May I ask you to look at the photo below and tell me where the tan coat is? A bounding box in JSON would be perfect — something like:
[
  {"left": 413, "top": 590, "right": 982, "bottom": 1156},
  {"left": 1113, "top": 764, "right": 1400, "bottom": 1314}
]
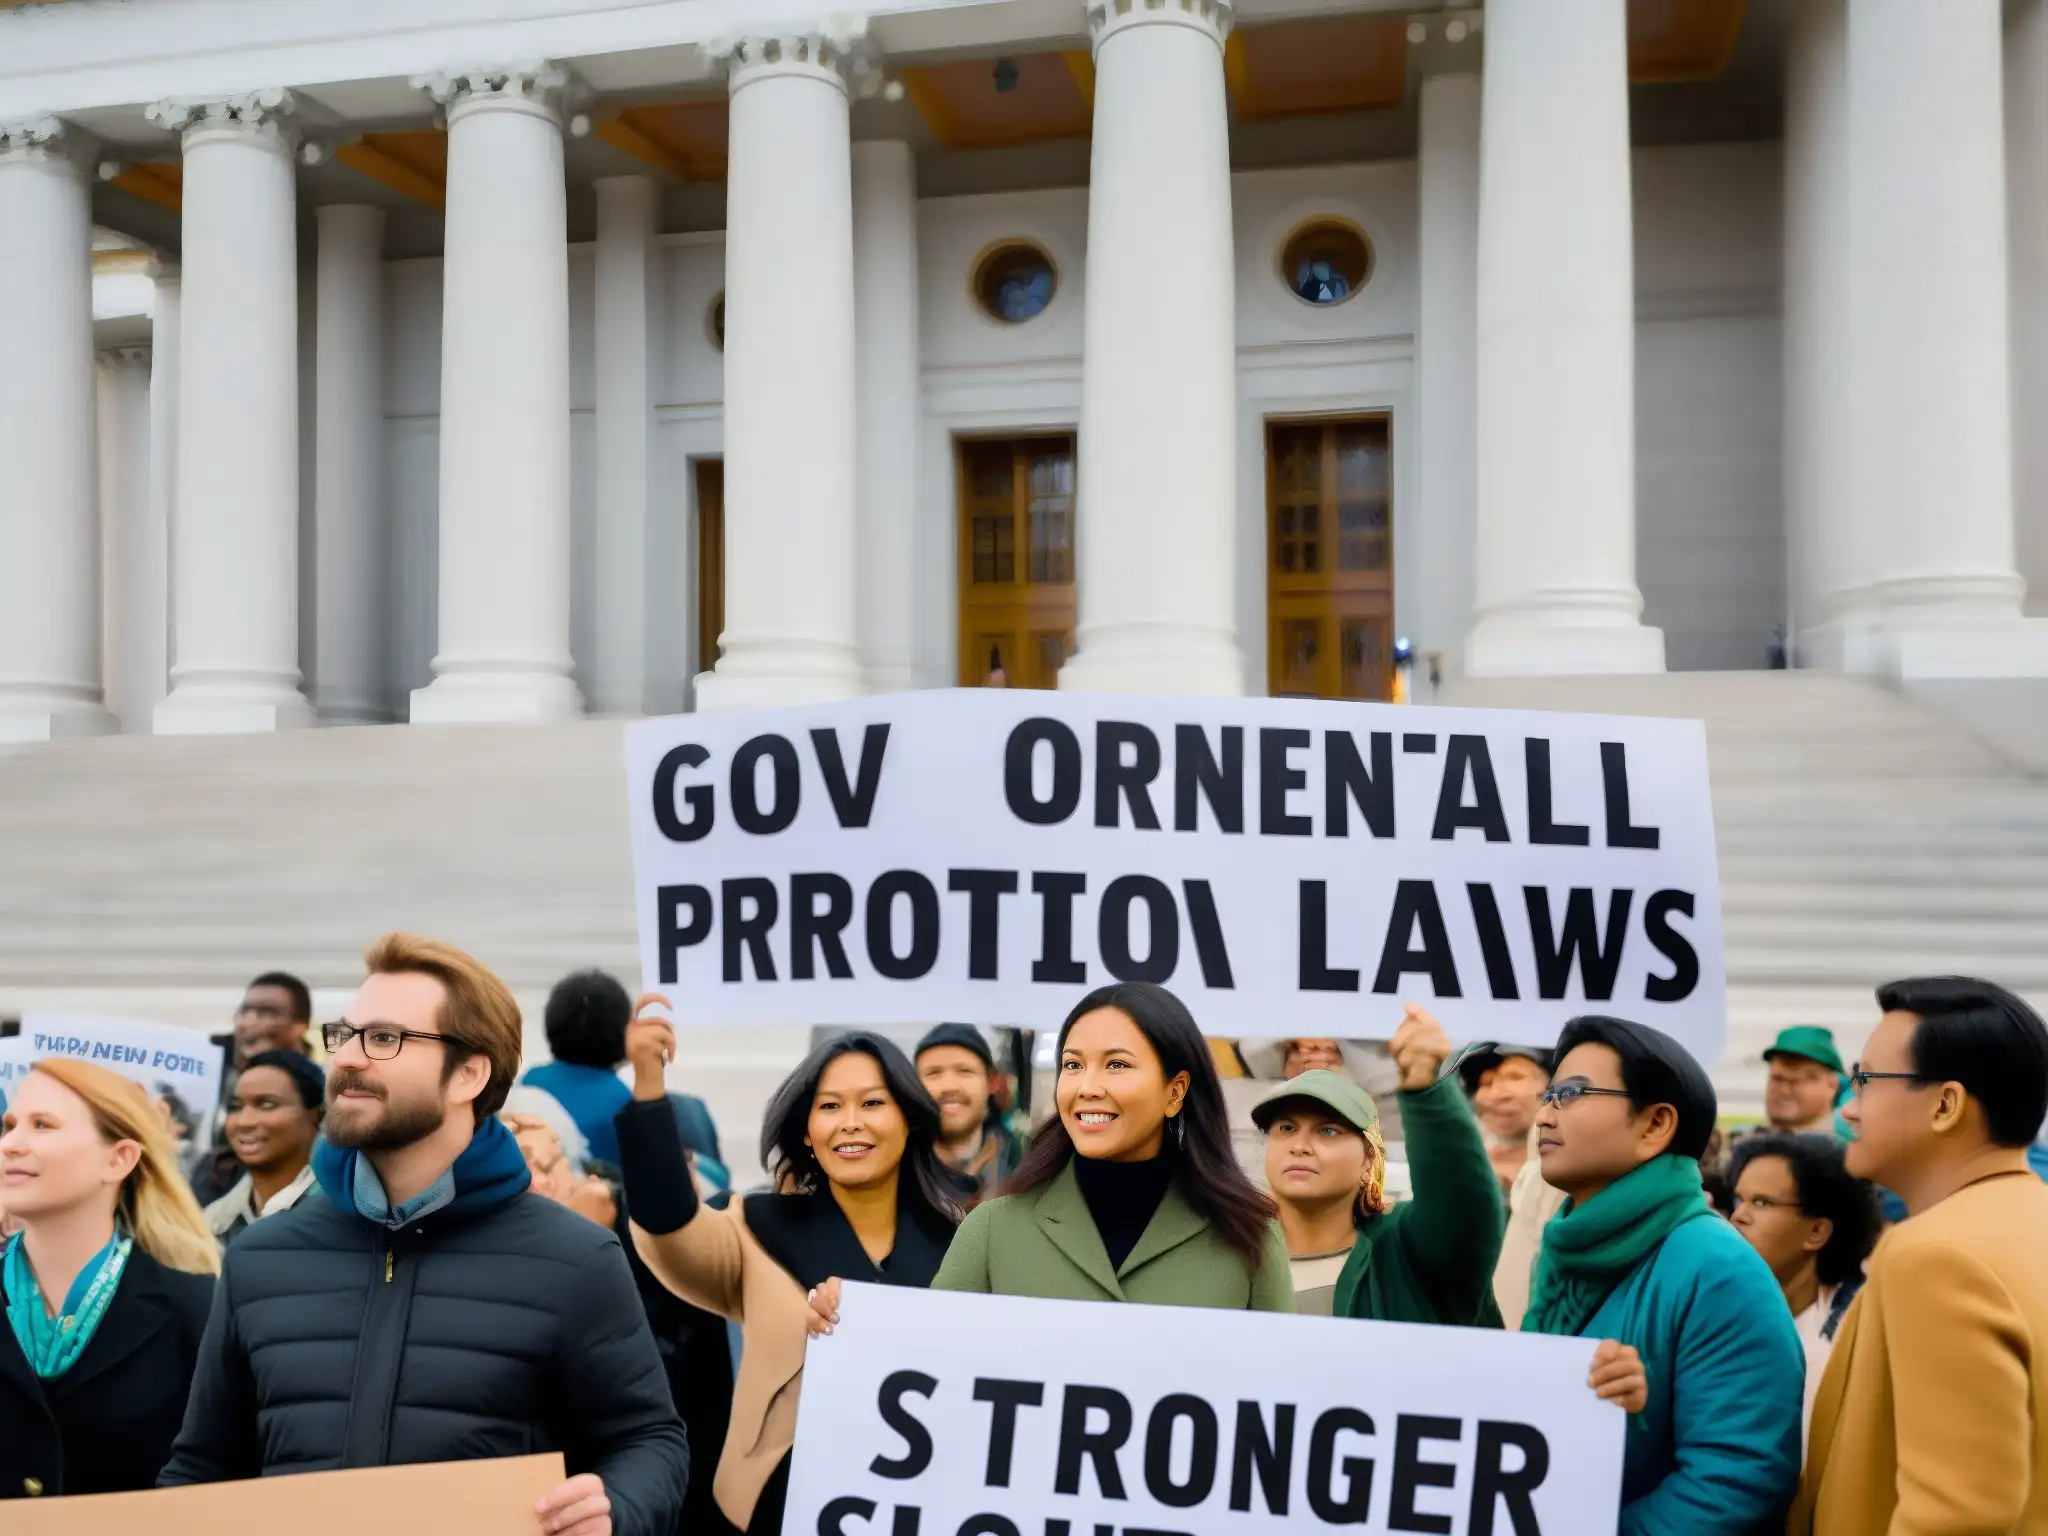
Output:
[
  {"left": 1492, "top": 1124, "right": 1567, "bottom": 1329},
  {"left": 1789, "top": 1167, "right": 2048, "bottom": 1536},
  {"left": 631, "top": 1201, "right": 813, "bottom": 1531}
]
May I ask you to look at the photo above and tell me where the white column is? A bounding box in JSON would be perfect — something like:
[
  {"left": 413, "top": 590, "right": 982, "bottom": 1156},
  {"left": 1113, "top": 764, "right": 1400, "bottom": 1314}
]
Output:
[
  {"left": 2012, "top": 0, "right": 2048, "bottom": 616},
  {"left": 147, "top": 272, "right": 180, "bottom": 718},
  {"left": 1809, "top": 0, "right": 2047, "bottom": 676},
  {"left": 410, "top": 65, "right": 582, "bottom": 724},
  {"left": 0, "top": 116, "right": 115, "bottom": 742},
  {"left": 1413, "top": 72, "right": 1481, "bottom": 682},
  {"left": 148, "top": 91, "right": 312, "bottom": 733},
  {"left": 591, "top": 173, "right": 660, "bottom": 715},
  {"left": 1466, "top": 0, "right": 1664, "bottom": 676},
  {"left": 694, "top": 31, "right": 863, "bottom": 710},
  {"left": 853, "top": 139, "right": 922, "bottom": 695},
  {"left": 1061, "top": 0, "right": 1242, "bottom": 696},
  {"left": 97, "top": 346, "right": 157, "bottom": 732},
  {"left": 313, "top": 204, "right": 388, "bottom": 723}
]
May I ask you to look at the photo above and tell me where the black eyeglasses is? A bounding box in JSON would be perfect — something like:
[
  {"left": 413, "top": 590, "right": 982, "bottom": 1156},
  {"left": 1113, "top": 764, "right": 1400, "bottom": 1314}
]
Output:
[
  {"left": 322, "top": 1021, "right": 455, "bottom": 1061},
  {"left": 1847, "top": 1065, "right": 1926, "bottom": 1097},
  {"left": 1537, "top": 1082, "right": 1634, "bottom": 1109}
]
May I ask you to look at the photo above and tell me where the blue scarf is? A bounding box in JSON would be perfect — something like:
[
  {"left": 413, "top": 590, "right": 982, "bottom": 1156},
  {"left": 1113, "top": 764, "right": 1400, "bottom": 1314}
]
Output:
[{"left": 3, "top": 1231, "right": 132, "bottom": 1379}]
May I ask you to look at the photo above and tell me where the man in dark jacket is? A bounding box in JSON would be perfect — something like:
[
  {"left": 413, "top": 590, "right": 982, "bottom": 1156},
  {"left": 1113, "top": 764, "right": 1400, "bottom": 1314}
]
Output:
[{"left": 160, "top": 933, "right": 687, "bottom": 1536}]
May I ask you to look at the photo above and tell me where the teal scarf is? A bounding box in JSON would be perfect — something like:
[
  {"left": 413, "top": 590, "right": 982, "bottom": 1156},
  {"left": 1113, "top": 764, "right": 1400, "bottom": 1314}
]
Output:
[
  {"left": 1522, "top": 1154, "right": 1709, "bottom": 1338},
  {"left": 3, "top": 1230, "right": 132, "bottom": 1379}
]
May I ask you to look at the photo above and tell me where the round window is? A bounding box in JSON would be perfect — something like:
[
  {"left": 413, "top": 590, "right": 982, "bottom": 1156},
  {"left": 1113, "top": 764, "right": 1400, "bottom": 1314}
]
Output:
[
  {"left": 1280, "top": 220, "right": 1372, "bottom": 307},
  {"left": 973, "top": 241, "right": 1057, "bottom": 324},
  {"left": 708, "top": 291, "right": 725, "bottom": 352}
]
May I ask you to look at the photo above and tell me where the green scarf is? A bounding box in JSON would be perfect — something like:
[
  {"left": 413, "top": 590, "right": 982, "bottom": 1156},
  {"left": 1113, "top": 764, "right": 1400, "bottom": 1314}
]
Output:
[
  {"left": 1521, "top": 1154, "right": 1709, "bottom": 1337},
  {"left": 3, "top": 1230, "right": 132, "bottom": 1379}
]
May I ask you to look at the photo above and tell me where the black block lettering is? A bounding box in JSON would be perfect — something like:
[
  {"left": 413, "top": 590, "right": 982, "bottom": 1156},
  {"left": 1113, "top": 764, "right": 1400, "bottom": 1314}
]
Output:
[
  {"left": 870, "top": 1370, "right": 939, "bottom": 1478},
  {"left": 656, "top": 885, "right": 712, "bottom": 986},
  {"left": 1525, "top": 888, "right": 1633, "bottom": 1001},
  {"left": 1005, "top": 718, "right": 1082, "bottom": 825},
  {"left": 1096, "top": 721, "right": 1163, "bottom": 830},
  {"left": 1465, "top": 883, "right": 1520, "bottom": 1001},
  {"left": 1229, "top": 1401, "right": 1295, "bottom": 1515},
  {"left": 1432, "top": 736, "right": 1511, "bottom": 842},
  {"left": 1174, "top": 724, "right": 1244, "bottom": 833},
  {"left": 819, "top": 1497, "right": 877, "bottom": 1536},
  {"left": 1300, "top": 881, "right": 1361, "bottom": 992},
  {"left": 1031, "top": 873, "right": 1089, "bottom": 985},
  {"left": 1182, "top": 880, "right": 1237, "bottom": 989},
  {"left": 1601, "top": 742, "right": 1660, "bottom": 849},
  {"left": 1055, "top": 1385, "right": 1132, "bottom": 1499},
  {"left": 866, "top": 871, "right": 940, "bottom": 980},
  {"left": 790, "top": 873, "right": 855, "bottom": 980},
  {"left": 1099, "top": 875, "right": 1180, "bottom": 983},
  {"left": 1644, "top": 889, "right": 1700, "bottom": 1003},
  {"left": 955, "top": 1519, "right": 1021, "bottom": 1536},
  {"left": 1143, "top": 1393, "right": 1218, "bottom": 1508},
  {"left": 972, "top": 1378, "right": 1045, "bottom": 1488},
  {"left": 1471, "top": 1420, "right": 1550, "bottom": 1536},
  {"left": 1327, "top": 731, "right": 1395, "bottom": 838},
  {"left": 1390, "top": 1415, "right": 1462, "bottom": 1534},
  {"left": 1525, "top": 738, "right": 1590, "bottom": 846},
  {"left": 1372, "top": 880, "right": 1461, "bottom": 997},
  {"left": 652, "top": 743, "right": 714, "bottom": 842},
  {"left": 811, "top": 723, "right": 892, "bottom": 827},
  {"left": 732, "top": 734, "right": 801, "bottom": 835},
  {"left": 1307, "top": 1406, "right": 1376, "bottom": 1523},
  {"left": 722, "top": 878, "right": 778, "bottom": 982},
  {"left": 948, "top": 870, "right": 1020, "bottom": 982},
  {"left": 1259, "top": 728, "right": 1312, "bottom": 836}
]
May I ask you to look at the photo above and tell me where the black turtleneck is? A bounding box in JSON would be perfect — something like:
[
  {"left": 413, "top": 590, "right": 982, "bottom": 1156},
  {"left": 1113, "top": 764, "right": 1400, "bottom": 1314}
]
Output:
[{"left": 1072, "top": 1152, "right": 1174, "bottom": 1271}]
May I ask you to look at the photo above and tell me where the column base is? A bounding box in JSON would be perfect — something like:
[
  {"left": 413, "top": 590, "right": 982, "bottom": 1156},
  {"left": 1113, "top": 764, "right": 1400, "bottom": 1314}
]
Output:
[
  {"left": 154, "top": 682, "right": 314, "bottom": 736},
  {"left": 1058, "top": 623, "right": 1245, "bottom": 697},
  {"left": 693, "top": 639, "right": 866, "bottom": 713},
  {"left": 1464, "top": 612, "right": 1667, "bottom": 678},
  {"left": 0, "top": 693, "right": 117, "bottom": 746},
  {"left": 410, "top": 669, "right": 584, "bottom": 725}
]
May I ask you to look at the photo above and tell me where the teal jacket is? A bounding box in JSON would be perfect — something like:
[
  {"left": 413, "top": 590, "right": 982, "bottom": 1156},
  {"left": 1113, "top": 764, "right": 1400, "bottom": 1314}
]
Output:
[
  {"left": 1334, "top": 1075, "right": 1505, "bottom": 1326},
  {"left": 933, "top": 1159, "right": 1295, "bottom": 1311},
  {"left": 1581, "top": 1212, "right": 1803, "bottom": 1535}
]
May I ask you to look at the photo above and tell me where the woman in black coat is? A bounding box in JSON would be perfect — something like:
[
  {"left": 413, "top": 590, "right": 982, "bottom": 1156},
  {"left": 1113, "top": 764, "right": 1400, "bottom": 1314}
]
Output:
[{"left": 1, "top": 1059, "right": 220, "bottom": 1499}]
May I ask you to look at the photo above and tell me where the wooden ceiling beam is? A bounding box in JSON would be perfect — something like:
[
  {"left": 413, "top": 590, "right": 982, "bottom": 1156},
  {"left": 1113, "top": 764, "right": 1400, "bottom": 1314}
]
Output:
[
  {"left": 896, "top": 66, "right": 960, "bottom": 151},
  {"left": 109, "top": 162, "right": 181, "bottom": 213},
  {"left": 593, "top": 113, "right": 696, "bottom": 182},
  {"left": 333, "top": 137, "right": 445, "bottom": 209}
]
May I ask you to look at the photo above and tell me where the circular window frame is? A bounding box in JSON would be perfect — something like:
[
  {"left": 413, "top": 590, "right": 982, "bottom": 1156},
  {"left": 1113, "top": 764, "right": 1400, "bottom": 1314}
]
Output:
[
  {"left": 707, "top": 290, "right": 725, "bottom": 352},
  {"left": 970, "top": 238, "right": 1060, "bottom": 327},
  {"left": 1276, "top": 217, "right": 1375, "bottom": 310}
]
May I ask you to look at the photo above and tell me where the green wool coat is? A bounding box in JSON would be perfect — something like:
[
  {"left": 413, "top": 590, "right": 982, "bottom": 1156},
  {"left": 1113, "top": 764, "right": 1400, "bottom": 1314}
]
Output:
[
  {"left": 933, "top": 1159, "right": 1296, "bottom": 1311},
  {"left": 1333, "top": 1073, "right": 1506, "bottom": 1327}
]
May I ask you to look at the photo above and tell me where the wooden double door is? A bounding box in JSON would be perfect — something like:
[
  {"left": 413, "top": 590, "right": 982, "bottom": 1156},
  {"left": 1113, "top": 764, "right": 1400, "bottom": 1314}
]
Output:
[
  {"left": 1265, "top": 415, "right": 1394, "bottom": 701},
  {"left": 955, "top": 435, "right": 1077, "bottom": 689}
]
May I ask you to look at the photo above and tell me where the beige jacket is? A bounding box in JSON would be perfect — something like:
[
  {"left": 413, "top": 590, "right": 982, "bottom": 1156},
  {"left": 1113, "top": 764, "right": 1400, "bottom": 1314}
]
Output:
[{"left": 1491, "top": 1125, "right": 1567, "bottom": 1329}]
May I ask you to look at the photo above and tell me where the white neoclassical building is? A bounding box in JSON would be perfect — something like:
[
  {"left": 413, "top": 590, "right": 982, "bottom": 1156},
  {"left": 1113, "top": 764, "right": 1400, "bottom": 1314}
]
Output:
[{"left": 4, "top": 0, "right": 2048, "bottom": 754}]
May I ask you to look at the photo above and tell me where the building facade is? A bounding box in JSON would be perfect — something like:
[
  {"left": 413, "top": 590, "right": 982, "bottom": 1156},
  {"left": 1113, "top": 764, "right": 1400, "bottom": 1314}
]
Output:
[{"left": 3, "top": 0, "right": 2048, "bottom": 754}]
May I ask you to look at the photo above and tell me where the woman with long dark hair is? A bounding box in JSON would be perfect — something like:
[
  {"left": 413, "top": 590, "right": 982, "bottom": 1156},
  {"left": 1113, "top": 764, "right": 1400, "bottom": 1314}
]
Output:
[
  {"left": 614, "top": 997, "right": 961, "bottom": 1536},
  {"left": 833, "top": 982, "right": 1290, "bottom": 1311}
]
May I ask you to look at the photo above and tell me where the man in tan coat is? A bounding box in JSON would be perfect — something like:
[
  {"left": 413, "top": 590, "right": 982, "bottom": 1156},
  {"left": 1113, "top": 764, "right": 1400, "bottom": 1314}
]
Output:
[{"left": 1790, "top": 976, "right": 2048, "bottom": 1536}]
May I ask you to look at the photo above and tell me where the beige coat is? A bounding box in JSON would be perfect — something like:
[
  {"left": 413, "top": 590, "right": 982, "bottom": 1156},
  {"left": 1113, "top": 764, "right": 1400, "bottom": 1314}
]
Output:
[
  {"left": 631, "top": 1201, "right": 814, "bottom": 1531},
  {"left": 1491, "top": 1125, "right": 1567, "bottom": 1329},
  {"left": 1789, "top": 1167, "right": 2048, "bottom": 1535}
]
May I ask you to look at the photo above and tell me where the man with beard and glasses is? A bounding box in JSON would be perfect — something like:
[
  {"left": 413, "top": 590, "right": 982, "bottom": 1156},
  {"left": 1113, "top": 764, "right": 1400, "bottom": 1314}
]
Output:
[
  {"left": 159, "top": 934, "right": 687, "bottom": 1536},
  {"left": 915, "top": 1025, "right": 1021, "bottom": 1207}
]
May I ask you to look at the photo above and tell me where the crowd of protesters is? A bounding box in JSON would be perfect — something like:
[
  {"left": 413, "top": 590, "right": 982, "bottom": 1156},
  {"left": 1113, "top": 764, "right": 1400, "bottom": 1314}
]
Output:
[{"left": 1, "top": 937, "right": 2045, "bottom": 1536}]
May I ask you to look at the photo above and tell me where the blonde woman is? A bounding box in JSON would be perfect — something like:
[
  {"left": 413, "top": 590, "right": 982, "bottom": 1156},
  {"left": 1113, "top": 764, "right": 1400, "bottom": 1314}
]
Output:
[{"left": 1, "top": 1058, "right": 219, "bottom": 1499}]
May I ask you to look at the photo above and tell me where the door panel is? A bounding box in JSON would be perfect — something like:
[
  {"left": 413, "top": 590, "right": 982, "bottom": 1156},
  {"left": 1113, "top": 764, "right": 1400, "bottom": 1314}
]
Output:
[
  {"left": 957, "top": 436, "right": 1076, "bottom": 689},
  {"left": 695, "top": 459, "right": 724, "bottom": 675},
  {"left": 1265, "top": 417, "right": 1393, "bottom": 700}
]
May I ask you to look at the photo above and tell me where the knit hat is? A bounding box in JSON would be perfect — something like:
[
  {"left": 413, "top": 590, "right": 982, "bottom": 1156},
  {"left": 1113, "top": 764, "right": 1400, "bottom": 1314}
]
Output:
[{"left": 914, "top": 1023, "right": 995, "bottom": 1072}]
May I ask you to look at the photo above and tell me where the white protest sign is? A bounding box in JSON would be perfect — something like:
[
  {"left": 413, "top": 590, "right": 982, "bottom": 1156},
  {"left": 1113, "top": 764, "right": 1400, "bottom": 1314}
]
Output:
[
  {"left": 625, "top": 691, "right": 1724, "bottom": 1058},
  {"left": 19, "top": 1013, "right": 224, "bottom": 1150},
  {"left": 785, "top": 1283, "right": 1624, "bottom": 1536},
  {"left": 0, "top": 1035, "right": 29, "bottom": 1113}
]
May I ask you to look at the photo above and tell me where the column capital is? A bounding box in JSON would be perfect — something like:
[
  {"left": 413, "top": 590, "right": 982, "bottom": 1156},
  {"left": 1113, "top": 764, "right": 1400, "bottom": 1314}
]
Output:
[
  {"left": 0, "top": 114, "right": 98, "bottom": 170},
  {"left": 413, "top": 62, "right": 586, "bottom": 125},
  {"left": 146, "top": 89, "right": 298, "bottom": 150},
  {"left": 703, "top": 21, "right": 869, "bottom": 95},
  {"left": 1087, "top": 0, "right": 1232, "bottom": 53}
]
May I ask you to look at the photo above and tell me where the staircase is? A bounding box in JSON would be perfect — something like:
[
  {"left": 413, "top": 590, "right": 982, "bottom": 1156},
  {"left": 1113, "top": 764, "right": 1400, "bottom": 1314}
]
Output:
[{"left": 1, "top": 672, "right": 2043, "bottom": 1175}]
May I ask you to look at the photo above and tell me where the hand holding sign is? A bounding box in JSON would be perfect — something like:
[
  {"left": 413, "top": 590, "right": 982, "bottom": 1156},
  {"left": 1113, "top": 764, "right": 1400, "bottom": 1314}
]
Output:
[
  {"left": 623, "top": 994, "right": 676, "bottom": 1101},
  {"left": 807, "top": 1275, "right": 843, "bottom": 1337},
  {"left": 1588, "top": 1339, "right": 1649, "bottom": 1414},
  {"left": 1388, "top": 1003, "right": 1454, "bottom": 1091}
]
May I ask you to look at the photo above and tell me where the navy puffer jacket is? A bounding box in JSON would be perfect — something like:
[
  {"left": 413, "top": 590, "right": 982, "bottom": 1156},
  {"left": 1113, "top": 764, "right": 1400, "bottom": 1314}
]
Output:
[{"left": 159, "top": 1117, "right": 687, "bottom": 1536}]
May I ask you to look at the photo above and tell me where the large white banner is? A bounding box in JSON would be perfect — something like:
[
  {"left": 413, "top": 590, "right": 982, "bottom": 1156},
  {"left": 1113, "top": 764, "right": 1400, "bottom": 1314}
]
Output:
[
  {"left": 785, "top": 1284, "right": 1625, "bottom": 1536},
  {"left": 624, "top": 691, "right": 1724, "bottom": 1059},
  {"left": 18, "top": 1013, "right": 224, "bottom": 1154}
]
